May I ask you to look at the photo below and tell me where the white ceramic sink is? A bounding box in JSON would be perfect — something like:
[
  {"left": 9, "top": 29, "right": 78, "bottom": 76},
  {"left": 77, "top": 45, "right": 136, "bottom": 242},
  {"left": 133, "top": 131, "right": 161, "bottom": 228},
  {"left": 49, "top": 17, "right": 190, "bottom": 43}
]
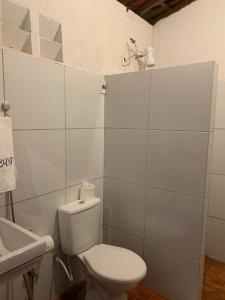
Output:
[{"left": 0, "top": 217, "right": 54, "bottom": 281}]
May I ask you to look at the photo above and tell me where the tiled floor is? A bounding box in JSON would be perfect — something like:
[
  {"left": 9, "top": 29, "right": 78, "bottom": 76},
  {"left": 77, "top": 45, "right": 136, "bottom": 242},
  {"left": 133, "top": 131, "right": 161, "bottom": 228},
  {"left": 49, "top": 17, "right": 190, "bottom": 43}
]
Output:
[{"left": 203, "top": 256, "right": 225, "bottom": 300}]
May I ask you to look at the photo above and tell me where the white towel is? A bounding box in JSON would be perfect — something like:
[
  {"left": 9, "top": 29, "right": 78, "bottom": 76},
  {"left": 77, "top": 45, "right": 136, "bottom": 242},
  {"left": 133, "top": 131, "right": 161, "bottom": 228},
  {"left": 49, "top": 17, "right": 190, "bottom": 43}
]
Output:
[{"left": 0, "top": 117, "right": 16, "bottom": 193}]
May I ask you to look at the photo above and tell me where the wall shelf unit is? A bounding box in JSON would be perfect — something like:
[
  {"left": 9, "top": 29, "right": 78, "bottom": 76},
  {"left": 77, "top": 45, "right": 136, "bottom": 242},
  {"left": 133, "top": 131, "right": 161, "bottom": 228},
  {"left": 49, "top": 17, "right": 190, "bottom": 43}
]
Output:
[
  {"left": 0, "top": 0, "right": 32, "bottom": 54},
  {"left": 39, "top": 15, "right": 63, "bottom": 62}
]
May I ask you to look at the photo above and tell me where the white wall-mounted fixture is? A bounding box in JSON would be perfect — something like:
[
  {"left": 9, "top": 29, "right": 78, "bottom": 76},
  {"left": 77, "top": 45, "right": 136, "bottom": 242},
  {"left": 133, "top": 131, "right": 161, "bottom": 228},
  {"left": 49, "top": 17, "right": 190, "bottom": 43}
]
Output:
[
  {"left": 0, "top": 217, "right": 54, "bottom": 284},
  {"left": 122, "top": 38, "right": 155, "bottom": 69}
]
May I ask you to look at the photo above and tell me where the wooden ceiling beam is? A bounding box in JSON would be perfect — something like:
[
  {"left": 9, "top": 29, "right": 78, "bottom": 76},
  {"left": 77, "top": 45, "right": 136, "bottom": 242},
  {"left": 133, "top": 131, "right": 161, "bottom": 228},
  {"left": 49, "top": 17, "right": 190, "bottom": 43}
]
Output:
[
  {"left": 167, "top": 0, "right": 186, "bottom": 5},
  {"left": 148, "top": 0, "right": 196, "bottom": 24},
  {"left": 117, "top": 0, "right": 197, "bottom": 24},
  {"left": 133, "top": 0, "right": 150, "bottom": 7},
  {"left": 144, "top": 5, "right": 166, "bottom": 19},
  {"left": 140, "top": 0, "right": 166, "bottom": 16}
]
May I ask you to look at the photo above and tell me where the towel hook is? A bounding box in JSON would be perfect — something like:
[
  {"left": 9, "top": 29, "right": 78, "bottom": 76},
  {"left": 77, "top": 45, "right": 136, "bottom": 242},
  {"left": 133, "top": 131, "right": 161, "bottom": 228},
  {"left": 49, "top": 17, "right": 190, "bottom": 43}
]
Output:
[{"left": 1, "top": 101, "right": 10, "bottom": 116}]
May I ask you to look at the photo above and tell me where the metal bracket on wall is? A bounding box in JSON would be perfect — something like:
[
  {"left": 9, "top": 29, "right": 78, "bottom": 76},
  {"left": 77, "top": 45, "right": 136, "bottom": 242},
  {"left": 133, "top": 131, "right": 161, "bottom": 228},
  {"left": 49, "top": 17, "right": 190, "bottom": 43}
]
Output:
[{"left": 101, "top": 80, "right": 106, "bottom": 95}]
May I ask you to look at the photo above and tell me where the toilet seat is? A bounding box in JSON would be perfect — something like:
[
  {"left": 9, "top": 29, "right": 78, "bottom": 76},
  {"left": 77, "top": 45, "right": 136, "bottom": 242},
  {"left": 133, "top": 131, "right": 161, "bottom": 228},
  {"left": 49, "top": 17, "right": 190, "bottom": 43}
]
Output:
[{"left": 82, "top": 244, "right": 147, "bottom": 284}]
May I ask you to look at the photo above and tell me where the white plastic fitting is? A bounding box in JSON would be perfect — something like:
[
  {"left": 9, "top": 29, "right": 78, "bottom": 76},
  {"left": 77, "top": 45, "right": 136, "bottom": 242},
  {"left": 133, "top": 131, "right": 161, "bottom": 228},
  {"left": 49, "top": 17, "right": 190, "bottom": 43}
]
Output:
[{"left": 41, "top": 235, "right": 54, "bottom": 252}]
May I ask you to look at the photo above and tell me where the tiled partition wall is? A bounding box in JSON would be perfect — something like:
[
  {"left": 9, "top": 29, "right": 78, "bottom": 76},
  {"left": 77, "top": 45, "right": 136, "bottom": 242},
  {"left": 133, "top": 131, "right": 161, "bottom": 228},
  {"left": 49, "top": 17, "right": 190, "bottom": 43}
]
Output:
[
  {"left": 104, "top": 63, "right": 217, "bottom": 300},
  {"left": 0, "top": 49, "right": 104, "bottom": 300},
  {"left": 207, "top": 81, "right": 225, "bottom": 262}
]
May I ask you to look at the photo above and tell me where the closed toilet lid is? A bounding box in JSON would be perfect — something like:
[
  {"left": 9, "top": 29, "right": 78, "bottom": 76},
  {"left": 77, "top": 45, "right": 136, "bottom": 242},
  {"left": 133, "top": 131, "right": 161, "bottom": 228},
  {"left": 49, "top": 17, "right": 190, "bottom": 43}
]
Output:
[{"left": 83, "top": 244, "right": 147, "bottom": 283}]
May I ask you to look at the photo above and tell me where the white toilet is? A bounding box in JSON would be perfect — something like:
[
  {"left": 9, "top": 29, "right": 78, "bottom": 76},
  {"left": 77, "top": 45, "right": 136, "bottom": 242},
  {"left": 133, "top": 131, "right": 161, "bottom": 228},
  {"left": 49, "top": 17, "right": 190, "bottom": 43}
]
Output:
[{"left": 58, "top": 197, "right": 147, "bottom": 300}]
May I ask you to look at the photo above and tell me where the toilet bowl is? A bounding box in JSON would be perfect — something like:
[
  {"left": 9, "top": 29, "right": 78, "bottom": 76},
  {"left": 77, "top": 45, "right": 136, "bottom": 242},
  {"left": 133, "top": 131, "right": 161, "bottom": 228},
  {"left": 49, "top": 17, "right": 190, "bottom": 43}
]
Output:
[
  {"left": 58, "top": 197, "right": 147, "bottom": 300},
  {"left": 79, "top": 244, "right": 147, "bottom": 300}
]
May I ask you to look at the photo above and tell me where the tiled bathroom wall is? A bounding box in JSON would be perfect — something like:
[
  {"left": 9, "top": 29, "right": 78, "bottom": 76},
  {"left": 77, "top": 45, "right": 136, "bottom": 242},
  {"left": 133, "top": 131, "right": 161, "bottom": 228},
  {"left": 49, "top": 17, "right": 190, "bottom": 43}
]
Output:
[
  {"left": 104, "top": 62, "right": 217, "bottom": 300},
  {"left": 207, "top": 81, "right": 225, "bottom": 262},
  {"left": 0, "top": 47, "right": 219, "bottom": 300},
  {"left": 0, "top": 49, "right": 104, "bottom": 300}
]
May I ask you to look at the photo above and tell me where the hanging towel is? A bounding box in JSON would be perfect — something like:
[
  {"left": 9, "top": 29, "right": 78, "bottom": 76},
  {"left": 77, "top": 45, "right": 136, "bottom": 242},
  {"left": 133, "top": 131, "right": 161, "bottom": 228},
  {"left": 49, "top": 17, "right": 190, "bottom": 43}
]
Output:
[{"left": 0, "top": 117, "right": 16, "bottom": 193}]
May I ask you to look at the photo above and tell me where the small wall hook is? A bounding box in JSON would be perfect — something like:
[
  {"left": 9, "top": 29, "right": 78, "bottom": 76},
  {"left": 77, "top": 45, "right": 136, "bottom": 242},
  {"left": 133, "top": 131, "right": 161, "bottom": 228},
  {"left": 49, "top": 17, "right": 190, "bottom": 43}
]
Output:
[{"left": 1, "top": 101, "right": 10, "bottom": 114}]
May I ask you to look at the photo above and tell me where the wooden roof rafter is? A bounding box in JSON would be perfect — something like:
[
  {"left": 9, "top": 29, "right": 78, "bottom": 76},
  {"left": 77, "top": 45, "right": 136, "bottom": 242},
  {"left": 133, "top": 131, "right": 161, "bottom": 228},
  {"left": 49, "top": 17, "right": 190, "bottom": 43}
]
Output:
[{"left": 117, "top": 0, "right": 197, "bottom": 24}]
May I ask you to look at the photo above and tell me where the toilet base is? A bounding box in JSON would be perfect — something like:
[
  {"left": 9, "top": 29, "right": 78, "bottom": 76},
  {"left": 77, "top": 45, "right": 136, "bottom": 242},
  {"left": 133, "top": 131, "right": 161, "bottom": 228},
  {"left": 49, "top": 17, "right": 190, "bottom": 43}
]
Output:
[{"left": 85, "top": 275, "right": 127, "bottom": 300}]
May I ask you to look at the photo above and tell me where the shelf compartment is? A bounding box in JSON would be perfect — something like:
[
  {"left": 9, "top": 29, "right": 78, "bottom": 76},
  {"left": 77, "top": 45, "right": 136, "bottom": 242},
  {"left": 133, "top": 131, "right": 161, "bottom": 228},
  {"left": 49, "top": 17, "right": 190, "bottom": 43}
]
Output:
[
  {"left": 1, "top": 23, "right": 32, "bottom": 54},
  {"left": 0, "top": 0, "right": 31, "bottom": 32},
  {"left": 39, "top": 15, "right": 63, "bottom": 62},
  {"left": 40, "top": 37, "right": 63, "bottom": 62}
]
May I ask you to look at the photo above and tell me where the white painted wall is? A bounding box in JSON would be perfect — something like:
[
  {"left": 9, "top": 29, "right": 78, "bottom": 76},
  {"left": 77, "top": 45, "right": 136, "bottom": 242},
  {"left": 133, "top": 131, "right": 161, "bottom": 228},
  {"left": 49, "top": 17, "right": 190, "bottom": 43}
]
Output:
[
  {"left": 1, "top": 0, "right": 153, "bottom": 74},
  {"left": 153, "top": 0, "right": 225, "bottom": 79},
  {"left": 153, "top": 0, "right": 225, "bottom": 262}
]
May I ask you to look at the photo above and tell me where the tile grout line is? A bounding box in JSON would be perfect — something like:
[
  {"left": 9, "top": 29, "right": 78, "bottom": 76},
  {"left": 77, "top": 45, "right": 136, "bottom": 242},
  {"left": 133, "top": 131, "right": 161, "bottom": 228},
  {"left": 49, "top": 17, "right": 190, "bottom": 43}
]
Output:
[
  {"left": 105, "top": 127, "right": 213, "bottom": 133},
  {"left": 208, "top": 215, "right": 225, "bottom": 222},
  {"left": 64, "top": 63, "right": 69, "bottom": 294},
  {"left": 144, "top": 239, "right": 201, "bottom": 264},
  {"left": 210, "top": 172, "right": 225, "bottom": 177},
  {"left": 12, "top": 127, "right": 104, "bottom": 131},
  {"left": 104, "top": 175, "right": 206, "bottom": 200},
  {"left": 64, "top": 66, "right": 67, "bottom": 204},
  {"left": 0, "top": 187, "right": 66, "bottom": 208},
  {"left": 143, "top": 70, "right": 151, "bottom": 258},
  {"left": 104, "top": 223, "right": 201, "bottom": 263},
  {"left": 104, "top": 223, "right": 144, "bottom": 240},
  {"left": 0, "top": 176, "right": 104, "bottom": 208}
]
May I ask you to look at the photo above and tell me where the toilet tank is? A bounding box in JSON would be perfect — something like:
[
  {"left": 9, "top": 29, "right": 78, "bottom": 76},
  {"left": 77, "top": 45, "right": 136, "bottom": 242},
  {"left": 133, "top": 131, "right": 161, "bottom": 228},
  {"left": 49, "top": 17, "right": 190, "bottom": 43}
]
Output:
[{"left": 58, "top": 197, "right": 101, "bottom": 255}]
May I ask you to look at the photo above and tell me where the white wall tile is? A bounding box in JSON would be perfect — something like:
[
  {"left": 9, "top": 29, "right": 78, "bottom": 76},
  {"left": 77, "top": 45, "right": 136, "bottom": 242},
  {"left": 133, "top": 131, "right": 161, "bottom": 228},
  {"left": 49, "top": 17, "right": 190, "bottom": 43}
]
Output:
[
  {"left": 34, "top": 249, "right": 66, "bottom": 300},
  {"left": 65, "top": 184, "right": 81, "bottom": 203},
  {"left": 98, "top": 224, "right": 103, "bottom": 244},
  {"left": 65, "top": 67, "right": 104, "bottom": 128},
  {"left": 206, "top": 216, "right": 225, "bottom": 262},
  {"left": 3, "top": 50, "right": 65, "bottom": 129},
  {"left": 105, "top": 129, "right": 147, "bottom": 185},
  {"left": 49, "top": 249, "right": 67, "bottom": 299},
  {"left": 66, "top": 129, "right": 104, "bottom": 187},
  {"left": 212, "top": 130, "right": 225, "bottom": 175},
  {"left": 0, "top": 285, "right": 8, "bottom": 300},
  {"left": 105, "top": 71, "right": 150, "bottom": 129},
  {"left": 209, "top": 174, "right": 225, "bottom": 219},
  {"left": 147, "top": 130, "right": 209, "bottom": 198},
  {"left": 0, "top": 193, "right": 7, "bottom": 207},
  {"left": 0, "top": 50, "right": 4, "bottom": 117},
  {"left": 103, "top": 225, "right": 143, "bottom": 257},
  {"left": 13, "top": 130, "right": 65, "bottom": 202},
  {"left": 13, "top": 190, "right": 65, "bottom": 248},
  {"left": 144, "top": 241, "right": 199, "bottom": 300},
  {"left": 95, "top": 177, "right": 103, "bottom": 224},
  {"left": 95, "top": 177, "right": 103, "bottom": 201},
  {"left": 149, "top": 62, "right": 216, "bottom": 131},
  {"left": 12, "top": 249, "right": 66, "bottom": 300},
  {"left": 215, "top": 81, "right": 225, "bottom": 129},
  {"left": 104, "top": 177, "right": 145, "bottom": 237},
  {"left": 145, "top": 188, "right": 204, "bottom": 259},
  {"left": 12, "top": 276, "right": 26, "bottom": 300},
  {"left": 33, "top": 251, "right": 55, "bottom": 300},
  {"left": 0, "top": 205, "right": 10, "bottom": 219}
]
